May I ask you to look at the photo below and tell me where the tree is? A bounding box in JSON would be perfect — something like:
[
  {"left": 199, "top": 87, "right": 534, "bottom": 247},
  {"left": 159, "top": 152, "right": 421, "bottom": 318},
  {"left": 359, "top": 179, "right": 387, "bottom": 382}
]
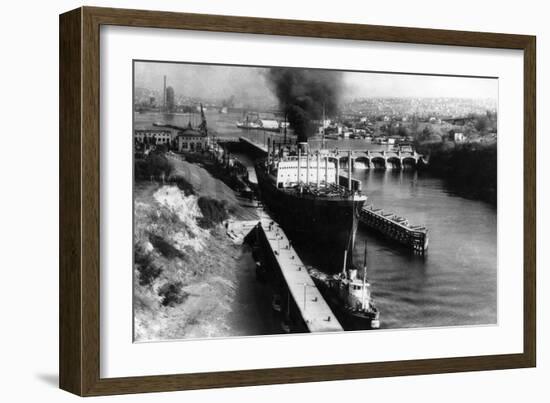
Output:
[
  {"left": 418, "top": 125, "right": 433, "bottom": 142},
  {"left": 474, "top": 116, "right": 489, "bottom": 133},
  {"left": 397, "top": 125, "right": 410, "bottom": 138}
]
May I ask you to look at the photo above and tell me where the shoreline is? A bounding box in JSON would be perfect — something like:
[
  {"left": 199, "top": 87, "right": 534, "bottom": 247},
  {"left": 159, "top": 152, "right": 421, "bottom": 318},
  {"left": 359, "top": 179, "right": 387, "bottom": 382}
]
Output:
[{"left": 133, "top": 155, "right": 271, "bottom": 341}]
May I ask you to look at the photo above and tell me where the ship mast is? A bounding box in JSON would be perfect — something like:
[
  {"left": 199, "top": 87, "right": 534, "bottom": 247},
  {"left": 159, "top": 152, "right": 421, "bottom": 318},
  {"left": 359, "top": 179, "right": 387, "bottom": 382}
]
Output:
[
  {"left": 362, "top": 240, "right": 368, "bottom": 310},
  {"left": 322, "top": 102, "right": 326, "bottom": 149},
  {"left": 283, "top": 109, "right": 288, "bottom": 144},
  {"left": 341, "top": 249, "right": 348, "bottom": 278},
  {"left": 343, "top": 193, "right": 357, "bottom": 275},
  {"left": 350, "top": 193, "right": 357, "bottom": 251}
]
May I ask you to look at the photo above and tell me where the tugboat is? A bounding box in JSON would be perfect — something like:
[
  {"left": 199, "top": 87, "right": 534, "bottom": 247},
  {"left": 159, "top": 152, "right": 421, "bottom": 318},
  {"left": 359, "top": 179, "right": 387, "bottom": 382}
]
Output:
[{"left": 310, "top": 238, "right": 380, "bottom": 329}]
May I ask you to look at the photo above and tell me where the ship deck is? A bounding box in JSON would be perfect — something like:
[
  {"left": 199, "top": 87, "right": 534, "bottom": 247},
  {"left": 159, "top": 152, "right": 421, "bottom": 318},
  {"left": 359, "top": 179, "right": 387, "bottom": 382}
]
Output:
[{"left": 258, "top": 169, "right": 366, "bottom": 201}]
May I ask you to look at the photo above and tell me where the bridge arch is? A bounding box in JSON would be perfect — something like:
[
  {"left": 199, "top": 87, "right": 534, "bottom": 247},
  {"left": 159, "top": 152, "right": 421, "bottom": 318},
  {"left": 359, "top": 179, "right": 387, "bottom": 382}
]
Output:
[
  {"left": 386, "top": 156, "right": 402, "bottom": 170},
  {"left": 327, "top": 155, "right": 340, "bottom": 165},
  {"left": 371, "top": 156, "right": 386, "bottom": 170},
  {"left": 402, "top": 157, "right": 417, "bottom": 170},
  {"left": 339, "top": 156, "right": 354, "bottom": 169},
  {"left": 354, "top": 156, "right": 371, "bottom": 170}
]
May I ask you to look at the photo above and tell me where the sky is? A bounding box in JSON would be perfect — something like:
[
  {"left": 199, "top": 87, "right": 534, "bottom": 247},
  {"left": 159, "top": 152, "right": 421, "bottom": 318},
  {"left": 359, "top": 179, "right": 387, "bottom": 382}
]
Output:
[
  {"left": 134, "top": 61, "right": 498, "bottom": 102},
  {"left": 344, "top": 71, "right": 497, "bottom": 99}
]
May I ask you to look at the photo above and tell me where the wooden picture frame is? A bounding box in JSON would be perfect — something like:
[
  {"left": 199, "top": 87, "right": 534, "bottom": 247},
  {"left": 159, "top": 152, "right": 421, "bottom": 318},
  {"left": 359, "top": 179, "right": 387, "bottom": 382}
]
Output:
[{"left": 59, "top": 6, "right": 536, "bottom": 396}]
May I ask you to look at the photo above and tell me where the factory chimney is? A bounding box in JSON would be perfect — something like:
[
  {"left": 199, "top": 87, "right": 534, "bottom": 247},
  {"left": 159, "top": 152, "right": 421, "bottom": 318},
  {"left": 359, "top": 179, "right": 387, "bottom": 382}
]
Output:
[{"left": 163, "top": 75, "right": 167, "bottom": 111}]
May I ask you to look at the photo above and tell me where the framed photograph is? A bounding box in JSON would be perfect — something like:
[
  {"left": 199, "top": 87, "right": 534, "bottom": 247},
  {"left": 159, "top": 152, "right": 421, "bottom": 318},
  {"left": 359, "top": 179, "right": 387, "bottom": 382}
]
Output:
[{"left": 59, "top": 6, "right": 536, "bottom": 396}]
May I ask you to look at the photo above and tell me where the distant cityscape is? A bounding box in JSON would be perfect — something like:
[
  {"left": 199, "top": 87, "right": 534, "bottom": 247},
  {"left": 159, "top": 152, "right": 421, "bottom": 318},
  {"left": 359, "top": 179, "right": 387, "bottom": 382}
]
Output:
[
  {"left": 135, "top": 84, "right": 497, "bottom": 118},
  {"left": 134, "top": 75, "right": 497, "bottom": 148}
]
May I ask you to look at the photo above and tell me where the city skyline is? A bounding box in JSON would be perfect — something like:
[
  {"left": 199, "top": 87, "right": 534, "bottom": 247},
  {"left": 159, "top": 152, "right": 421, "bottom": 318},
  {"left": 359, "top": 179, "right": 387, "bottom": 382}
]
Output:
[{"left": 134, "top": 61, "right": 498, "bottom": 103}]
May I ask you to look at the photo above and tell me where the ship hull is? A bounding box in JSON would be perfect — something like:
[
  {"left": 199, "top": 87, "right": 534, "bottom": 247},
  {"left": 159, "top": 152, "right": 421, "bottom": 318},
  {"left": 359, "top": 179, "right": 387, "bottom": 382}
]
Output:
[
  {"left": 309, "top": 274, "right": 380, "bottom": 330},
  {"left": 329, "top": 302, "right": 380, "bottom": 330},
  {"left": 255, "top": 163, "right": 366, "bottom": 261}
]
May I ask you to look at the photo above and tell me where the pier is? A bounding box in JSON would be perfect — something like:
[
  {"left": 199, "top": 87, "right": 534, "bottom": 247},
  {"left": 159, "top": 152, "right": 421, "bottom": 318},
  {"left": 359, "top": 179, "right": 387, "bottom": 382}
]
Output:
[
  {"left": 251, "top": 213, "right": 343, "bottom": 333},
  {"left": 359, "top": 205, "right": 429, "bottom": 254}
]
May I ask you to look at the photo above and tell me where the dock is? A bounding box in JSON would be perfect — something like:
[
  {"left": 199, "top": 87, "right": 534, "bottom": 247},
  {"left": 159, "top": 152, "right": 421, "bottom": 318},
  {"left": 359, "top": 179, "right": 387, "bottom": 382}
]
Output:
[
  {"left": 359, "top": 205, "right": 429, "bottom": 254},
  {"left": 251, "top": 212, "right": 343, "bottom": 333}
]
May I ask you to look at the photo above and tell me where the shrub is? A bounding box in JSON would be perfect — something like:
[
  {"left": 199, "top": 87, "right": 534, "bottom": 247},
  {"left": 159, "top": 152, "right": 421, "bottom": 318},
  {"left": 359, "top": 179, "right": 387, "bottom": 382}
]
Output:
[
  {"left": 158, "top": 281, "right": 188, "bottom": 307},
  {"left": 173, "top": 176, "right": 195, "bottom": 196},
  {"left": 149, "top": 234, "right": 185, "bottom": 259},
  {"left": 420, "top": 142, "right": 497, "bottom": 204},
  {"left": 134, "top": 148, "right": 173, "bottom": 181},
  {"left": 146, "top": 151, "right": 173, "bottom": 178},
  {"left": 137, "top": 261, "right": 162, "bottom": 286},
  {"left": 134, "top": 247, "right": 162, "bottom": 286},
  {"left": 197, "top": 197, "right": 229, "bottom": 228}
]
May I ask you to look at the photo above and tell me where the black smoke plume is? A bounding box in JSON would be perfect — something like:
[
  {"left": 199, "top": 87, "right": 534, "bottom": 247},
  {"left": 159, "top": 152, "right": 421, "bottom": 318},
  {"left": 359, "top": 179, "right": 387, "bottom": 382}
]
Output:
[{"left": 267, "top": 68, "right": 343, "bottom": 142}]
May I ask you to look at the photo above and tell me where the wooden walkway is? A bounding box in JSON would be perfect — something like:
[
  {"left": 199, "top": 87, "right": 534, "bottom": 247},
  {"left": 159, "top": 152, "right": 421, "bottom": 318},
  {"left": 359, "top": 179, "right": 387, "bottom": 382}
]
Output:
[{"left": 257, "top": 212, "right": 343, "bottom": 333}]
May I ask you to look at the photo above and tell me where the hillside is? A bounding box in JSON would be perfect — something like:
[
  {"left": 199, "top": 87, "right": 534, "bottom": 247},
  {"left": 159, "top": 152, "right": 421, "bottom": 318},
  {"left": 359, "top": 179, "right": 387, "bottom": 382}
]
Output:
[{"left": 133, "top": 155, "right": 267, "bottom": 341}]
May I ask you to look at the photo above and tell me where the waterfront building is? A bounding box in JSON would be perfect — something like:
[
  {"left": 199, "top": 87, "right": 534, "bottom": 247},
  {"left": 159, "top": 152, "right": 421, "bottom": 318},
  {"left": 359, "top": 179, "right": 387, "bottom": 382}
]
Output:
[
  {"left": 453, "top": 132, "right": 465, "bottom": 143},
  {"left": 176, "top": 127, "right": 207, "bottom": 152},
  {"left": 134, "top": 128, "right": 173, "bottom": 146}
]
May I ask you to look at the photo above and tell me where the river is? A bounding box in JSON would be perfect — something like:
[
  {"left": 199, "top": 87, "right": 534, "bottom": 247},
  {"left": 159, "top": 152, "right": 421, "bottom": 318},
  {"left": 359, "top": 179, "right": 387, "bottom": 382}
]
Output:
[
  {"left": 348, "top": 170, "right": 497, "bottom": 329},
  {"left": 137, "top": 110, "right": 497, "bottom": 330}
]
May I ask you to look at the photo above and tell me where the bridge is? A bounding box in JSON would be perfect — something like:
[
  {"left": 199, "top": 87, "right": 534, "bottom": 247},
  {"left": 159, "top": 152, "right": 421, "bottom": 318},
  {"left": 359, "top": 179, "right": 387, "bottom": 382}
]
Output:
[
  {"left": 319, "top": 148, "right": 424, "bottom": 170},
  {"left": 238, "top": 136, "right": 425, "bottom": 170}
]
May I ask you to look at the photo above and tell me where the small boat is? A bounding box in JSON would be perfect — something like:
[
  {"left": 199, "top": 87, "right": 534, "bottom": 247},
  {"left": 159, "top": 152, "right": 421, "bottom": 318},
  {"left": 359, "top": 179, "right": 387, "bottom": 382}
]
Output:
[{"left": 310, "top": 234, "right": 380, "bottom": 329}]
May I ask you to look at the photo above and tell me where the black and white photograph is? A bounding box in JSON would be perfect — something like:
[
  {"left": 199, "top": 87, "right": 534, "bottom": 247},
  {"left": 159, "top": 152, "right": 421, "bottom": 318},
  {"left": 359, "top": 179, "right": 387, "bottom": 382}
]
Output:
[{"left": 132, "top": 60, "right": 498, "bottom": 342}]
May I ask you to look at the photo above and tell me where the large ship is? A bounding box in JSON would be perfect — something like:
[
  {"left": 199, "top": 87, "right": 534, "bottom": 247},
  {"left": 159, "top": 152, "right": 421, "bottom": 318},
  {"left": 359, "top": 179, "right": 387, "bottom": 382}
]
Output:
[{"left": 254, "top": 141, "right": 367, "bottom": 256}]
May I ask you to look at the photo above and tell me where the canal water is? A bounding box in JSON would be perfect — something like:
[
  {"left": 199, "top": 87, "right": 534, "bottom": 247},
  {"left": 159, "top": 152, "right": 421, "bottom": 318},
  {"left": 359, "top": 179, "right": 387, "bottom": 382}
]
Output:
[
  {"left": 137, "top": 111, "right": 497, "bottom": 330},
  {"left": 349, "top": 170, "right": 497, "bottom": 329}
]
